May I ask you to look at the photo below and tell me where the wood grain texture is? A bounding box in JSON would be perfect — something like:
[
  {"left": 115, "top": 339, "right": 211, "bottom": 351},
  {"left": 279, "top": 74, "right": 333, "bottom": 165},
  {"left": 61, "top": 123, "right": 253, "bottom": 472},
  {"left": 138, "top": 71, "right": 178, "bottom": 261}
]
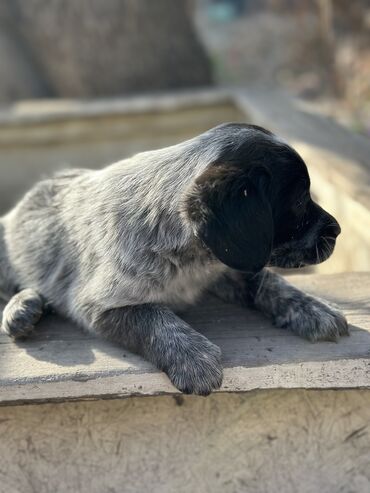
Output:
[{"left": 1, "top": 272, "right": 370, "bottom": 405}]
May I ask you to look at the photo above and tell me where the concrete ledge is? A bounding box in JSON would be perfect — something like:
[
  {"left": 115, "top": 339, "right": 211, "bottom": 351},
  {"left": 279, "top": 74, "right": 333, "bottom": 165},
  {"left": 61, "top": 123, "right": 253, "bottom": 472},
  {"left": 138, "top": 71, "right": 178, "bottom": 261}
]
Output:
[
  {"left": 1, "top": 272, "right": 370, "bottom": 406},
  {"left": 0, "top": 89, "right": 233, "bottom": 126}
]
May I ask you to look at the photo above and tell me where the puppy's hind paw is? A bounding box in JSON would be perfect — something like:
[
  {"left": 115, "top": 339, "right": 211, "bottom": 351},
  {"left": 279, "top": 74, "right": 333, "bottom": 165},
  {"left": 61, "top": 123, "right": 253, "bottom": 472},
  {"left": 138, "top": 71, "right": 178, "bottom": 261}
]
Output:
[
  {"left": 1, "top": 289, "right": 44, "bottom": 339},
  {"left": 275, "top": 296, "right": 349, "bottom": 342}
]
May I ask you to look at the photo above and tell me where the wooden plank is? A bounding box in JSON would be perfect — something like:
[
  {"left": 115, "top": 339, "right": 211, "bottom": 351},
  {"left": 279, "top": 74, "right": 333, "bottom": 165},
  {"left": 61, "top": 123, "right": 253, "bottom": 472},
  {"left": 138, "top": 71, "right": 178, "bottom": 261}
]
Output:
[{"left": 0, "top": 272, "right": 370, "bottom": 405}]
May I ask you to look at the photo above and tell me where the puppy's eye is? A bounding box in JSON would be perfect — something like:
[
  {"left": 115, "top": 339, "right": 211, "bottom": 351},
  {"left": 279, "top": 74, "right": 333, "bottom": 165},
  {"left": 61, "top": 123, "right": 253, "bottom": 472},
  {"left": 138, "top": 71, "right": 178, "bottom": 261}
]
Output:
[
  {"left": 295, "top": 195, "right": 308, "bottom": 210},
  {"left": 296, "top": 199, "right": 303, "bottom": 208},
  {"left": 293, "top": 195, "right": 309, "bottom": 217}
]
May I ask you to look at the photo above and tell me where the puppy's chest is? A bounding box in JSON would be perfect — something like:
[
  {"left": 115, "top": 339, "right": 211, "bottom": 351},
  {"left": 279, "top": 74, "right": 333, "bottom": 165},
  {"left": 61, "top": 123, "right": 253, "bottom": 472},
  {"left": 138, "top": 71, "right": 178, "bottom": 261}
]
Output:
[{"left": 154, "top": 257, "right": 226, "bottom": 309}]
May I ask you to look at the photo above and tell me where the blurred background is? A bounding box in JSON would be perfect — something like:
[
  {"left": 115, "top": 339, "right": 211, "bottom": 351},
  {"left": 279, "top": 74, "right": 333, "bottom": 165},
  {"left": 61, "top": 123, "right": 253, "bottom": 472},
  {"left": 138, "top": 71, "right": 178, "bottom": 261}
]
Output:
[
  {"left": 0, "top": 0, "right": 369, "bottom": 272},
  {"left": 197, "top": 0, "right": 370, "bottom": 136},
  {"left": 1, "top": 0, "right": 369, "bottom": 134}
]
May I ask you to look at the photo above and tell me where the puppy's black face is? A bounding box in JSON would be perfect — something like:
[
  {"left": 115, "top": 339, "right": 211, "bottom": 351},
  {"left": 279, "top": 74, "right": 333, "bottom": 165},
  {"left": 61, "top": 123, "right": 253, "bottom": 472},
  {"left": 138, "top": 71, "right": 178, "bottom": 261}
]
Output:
[
  {"left": 187, "top": 123, "right": 341, "bottom": 273},
  {"left": 266, "top": 148, "right": 340, "bottom": 269}
]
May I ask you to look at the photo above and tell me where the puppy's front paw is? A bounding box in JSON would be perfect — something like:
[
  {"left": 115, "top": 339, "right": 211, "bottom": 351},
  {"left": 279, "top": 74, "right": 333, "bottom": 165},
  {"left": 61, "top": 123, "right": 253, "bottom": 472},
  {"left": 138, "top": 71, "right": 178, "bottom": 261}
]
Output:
[
  {"left": 166, "top": 337, "right": 223, "bottom": 396},
  {"left": 274, "top": 296, "right": 348, "bottom": 342}
]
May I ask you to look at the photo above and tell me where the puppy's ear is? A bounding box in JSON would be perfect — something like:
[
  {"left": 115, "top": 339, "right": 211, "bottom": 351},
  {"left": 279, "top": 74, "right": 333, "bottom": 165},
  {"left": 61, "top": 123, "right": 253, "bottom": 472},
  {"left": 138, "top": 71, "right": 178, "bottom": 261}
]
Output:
[{"left": 186, "top": 165, "right": 273, "bottom": 272}]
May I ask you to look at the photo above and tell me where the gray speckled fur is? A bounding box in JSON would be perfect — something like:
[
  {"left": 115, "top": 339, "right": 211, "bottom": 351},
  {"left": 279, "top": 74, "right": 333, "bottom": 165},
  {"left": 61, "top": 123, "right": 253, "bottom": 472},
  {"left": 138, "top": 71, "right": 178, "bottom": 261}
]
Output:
[
  {"left": 209, "top": 269, "right": 348, "bottom": 342},
  {"left": 0, "top": 124, "right": 347, "bottom": 394}
]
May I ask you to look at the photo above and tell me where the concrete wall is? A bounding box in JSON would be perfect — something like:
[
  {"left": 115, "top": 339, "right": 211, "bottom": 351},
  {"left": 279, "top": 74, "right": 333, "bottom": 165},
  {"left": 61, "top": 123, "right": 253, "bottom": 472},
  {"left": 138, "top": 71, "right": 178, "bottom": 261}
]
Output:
[{"left": 1, "top": 390, "right": 370, "bottom": 493}]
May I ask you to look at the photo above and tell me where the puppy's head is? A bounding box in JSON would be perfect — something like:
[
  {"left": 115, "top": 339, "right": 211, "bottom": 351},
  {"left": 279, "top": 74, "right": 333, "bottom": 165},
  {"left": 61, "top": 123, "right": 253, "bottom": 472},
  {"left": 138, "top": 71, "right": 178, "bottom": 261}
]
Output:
[{"left": 185, "top": 123, "right": 341, "bottom": 272}]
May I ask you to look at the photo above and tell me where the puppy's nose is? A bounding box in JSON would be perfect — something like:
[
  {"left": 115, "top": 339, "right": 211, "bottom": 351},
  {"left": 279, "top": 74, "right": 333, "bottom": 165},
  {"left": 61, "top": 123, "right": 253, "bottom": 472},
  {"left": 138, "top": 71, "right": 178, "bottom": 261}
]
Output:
[{"left": 325, "top": 221, "right": 341, "bottom": 238}]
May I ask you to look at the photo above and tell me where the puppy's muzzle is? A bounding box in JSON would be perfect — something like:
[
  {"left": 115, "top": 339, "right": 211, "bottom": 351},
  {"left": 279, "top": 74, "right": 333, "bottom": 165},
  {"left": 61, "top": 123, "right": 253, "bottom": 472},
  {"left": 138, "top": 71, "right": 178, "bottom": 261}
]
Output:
[{"left": 316, "top": 218, "right": 341, "bottom": 262}]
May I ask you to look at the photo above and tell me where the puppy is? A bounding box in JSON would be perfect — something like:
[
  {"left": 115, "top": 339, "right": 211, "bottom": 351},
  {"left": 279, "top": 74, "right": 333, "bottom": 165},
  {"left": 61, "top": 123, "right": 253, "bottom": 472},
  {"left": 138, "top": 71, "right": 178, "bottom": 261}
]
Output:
[{"left": 0, "top": 123, "right": 348, "bottom": 395}]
